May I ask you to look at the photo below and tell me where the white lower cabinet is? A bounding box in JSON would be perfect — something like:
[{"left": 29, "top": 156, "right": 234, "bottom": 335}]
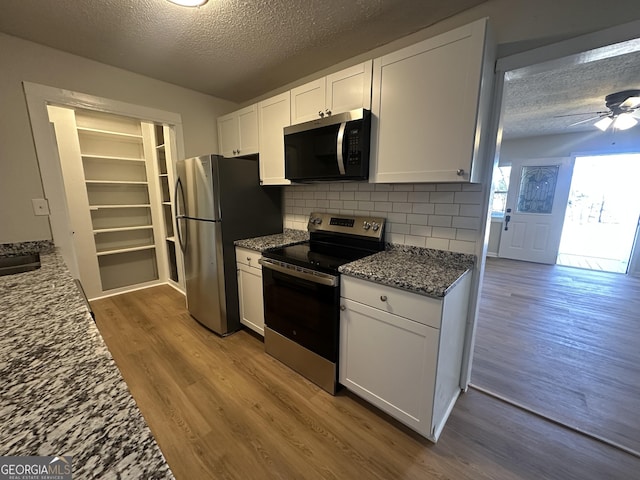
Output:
[
  {"left": 236, "top": 247, "right": 265, "bottom": 336},
  {"left": 340, "top": 273, "right": 471, "bottom": 441}
]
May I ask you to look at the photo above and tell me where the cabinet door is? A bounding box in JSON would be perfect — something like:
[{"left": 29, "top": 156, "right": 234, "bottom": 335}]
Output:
[
  {"left": 326, "top": 60, "right": 372, "bottom": 115},
  {"left": 370, "top": 18, "right": 490, "bottom": 183},
  {"left": 237, "top": 263, "right": 265, "bottom": 336},
  {"left": 340, "top": 298, "right": 438, "bottom": 437},
  {"left": 237, "top": 104, "right": 259, "bottom": 156},
  {"left": 290, "top": 78, "right": 326, "bottom": 124},
  {"left": 258, "top": 92, "right": 291, "bottom": 185},
  {"left": 217, "top": 111, "right": 239, "bottom": 158}
]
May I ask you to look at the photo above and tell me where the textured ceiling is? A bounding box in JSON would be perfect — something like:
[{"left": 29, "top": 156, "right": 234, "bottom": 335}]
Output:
[
  {"left": 501, "top": 40, "right": 640, "bottom": 139},
  {"left": 0, "top": 0, "right": 485, "bottom": 102}
]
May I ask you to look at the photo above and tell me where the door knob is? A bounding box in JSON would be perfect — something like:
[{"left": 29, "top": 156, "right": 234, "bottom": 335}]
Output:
[{"left": 504, "top": 214, "right": 511, "bottom": 231}]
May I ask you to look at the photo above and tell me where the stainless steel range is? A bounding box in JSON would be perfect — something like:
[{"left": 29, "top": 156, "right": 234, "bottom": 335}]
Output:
[{"left": 260, "top": 212, "right": 385, "bottom": 394}]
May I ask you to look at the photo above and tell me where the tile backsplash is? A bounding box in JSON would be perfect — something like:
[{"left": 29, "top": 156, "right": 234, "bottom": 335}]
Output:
[{"left": 283, "top": 182, "right": 485, "bottom": 254}]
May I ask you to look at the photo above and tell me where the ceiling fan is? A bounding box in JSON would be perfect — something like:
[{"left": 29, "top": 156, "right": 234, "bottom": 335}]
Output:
[{"left": 558, "top": 89, "right": 640, "bottom": 131}]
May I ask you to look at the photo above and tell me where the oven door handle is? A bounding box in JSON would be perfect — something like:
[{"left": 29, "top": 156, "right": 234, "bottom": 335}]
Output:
[{"left": 259, "top": 258, "right": 338, "bottom": 287}]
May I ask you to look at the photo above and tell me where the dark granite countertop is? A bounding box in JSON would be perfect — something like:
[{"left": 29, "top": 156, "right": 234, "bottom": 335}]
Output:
[
  {"left": 339, "top": 245, "right": 475, "bottom": 298},
  {"left": 234, "top": 228, "right": 309, "bottom": 252},
  {"left": 0, "top": 247, "right": 173, "bottom": 479}
]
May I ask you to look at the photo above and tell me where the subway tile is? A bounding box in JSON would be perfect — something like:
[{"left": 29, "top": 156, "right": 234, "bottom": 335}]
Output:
[
  {"left": 388, "top": 191, "right": 409, "bottom": 202},
  {"left": 414, "top": 184, "right": 437, "bottom": 191},
  {"left": 340, "top": 191, "right": 355, "bottom": 200},
  {"left": 371, "top": 191, "right": 389, "bottom": 201},
  {"left": 431, "top": 227, "right": 456, "bottom": 239},
  {"left": 340, "top": 209, "right": 355, "bottom": 216},
  {"left": 392, "top": 202, "right": 412, "bottom": 213},
  {"left": 303, "top": 191, "right": 315, "bottom": 199},
  {"left": 452, "top": 216, "right": 480, "bottom": 229},
  {"left": 393, "top": 184, "right": 414, "bottom": 191},
  {"left": 357, "top": 201, "right": 375, "bottom": 210},
  {"left": 406, "top": 213, "right": 428, "bottom": 225},
  {"left": 462, "top": 183, "right": 484, "bottom": 191},
  {"left": 436, "top": 183, "right": 462, "bottom": 191},
  {"left": 435, "top": 204, "right": 460, "bottom": 216},
  {"left": 343, "top": 200, "right": 358, "bottom": 209},
  {"left": 343, "top": 183, "right": 359, "bottom": 191},
  {"left": 314, "top": 191, "right": 327, "bottom": 199},
  {"left": 429, "top": 191, "right": 455, "bottom": 203},
  {"left": 428, "top": 215, "right": 452, "bottom": 227},
  {"left": 459, "top": 204, "right": 482, "bottom": 217},
  {"left": 316, "top": 199, "right": 330, "bottom": 209},
  {"left": 389, "top": 223, "right": 411, "bottom": 234},
  {"left": 330, "top": 200, "right": 343, "bottom": 209},
  {"left": 454, "top": 191, "right": 484, "bottom": 204},
  {"left": 385, "top": 232, "right": 405, "bottom": 244},
  {"left": 292, "top": 190, "right": 305, "bottom": 199},
  {"left": 405, "top": 235, "right": 427, "bottom": 247},
  {"left": 374, "top": 202, "right": 393, "bottom": 212},
  {"left": 374, "top": 183, "right": 393, "bottom": 191},
  {"left": 412, "top": 203, "right": 435, "bottom": 215},
  {"left": 410, "top": 225, "right": 432, "bottom": 237},
  {"left": 294, "top": 199, "right": 306, "bottom": 207},
  {"left": 358, "top": 183, "right": 376, "bottom": 191},
  {"left": 327, "top": 191, "right": 340, "bottom": 200},
  {"left": 330, "top": 183, "right": 344, "bottom": 191},
  {"left": 354, "top": 191, "right": 371, "bottom": 201},
  {"left": 408, "top": 192, "right": 430, "bottom": 203},
  {"left": 456, "top": 228, "right": 479, "bottom": 242},
  {"left": 305, "top": 199, "right": 316, "bottom": 207},
  {"left": 425, "top": 237, "right": 450, "bottom": 250},
  {"left": 385, "top": 212, "right": 407, "bottom": 223},
  {"left": 449, "top": 239, "right": 477, "bottom": 254}
]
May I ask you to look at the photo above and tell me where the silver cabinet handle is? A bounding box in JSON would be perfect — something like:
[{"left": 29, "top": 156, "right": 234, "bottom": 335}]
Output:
[
  {"left": 456, "top": 169, "right": 465, "bottom": 176},
  {"left": 380, "top": 295, "right": 387, "bottom": 302},
  {"left": 340, "top": 305, "right": 346, "bottom": 311},
  {"left": 326, "top": 109, "right": 331, "bottom": 116},
  {"left": 318, "top": 111, "right": 325, "bottom": 117}
]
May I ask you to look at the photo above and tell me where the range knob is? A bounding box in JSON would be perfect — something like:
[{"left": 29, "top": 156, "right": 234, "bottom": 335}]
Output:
[
  {"left": 371, "top": 222, "right": 380, "bottom": 232},
  {"left": 310, "top": 216, "right": 322, "bottom": 225},
  {"left": 363, "top": 221, "right": 371, "bottom": 230}
]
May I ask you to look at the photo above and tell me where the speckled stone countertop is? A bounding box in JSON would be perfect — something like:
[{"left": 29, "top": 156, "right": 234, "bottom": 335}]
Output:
[
  {"left": 339, "top": 245, "right": 475, "bottom": 298},
  {"left": 234, "top": 228, "right": 309, "bottom": 252},
  {"left": 0, "top": 249, "right": 173, "bottom": 479}
]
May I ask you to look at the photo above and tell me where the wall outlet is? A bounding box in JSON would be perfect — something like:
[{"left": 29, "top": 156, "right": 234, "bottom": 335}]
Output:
[{"left": 32, "top": 198, "right": 50, "bottom": 216}]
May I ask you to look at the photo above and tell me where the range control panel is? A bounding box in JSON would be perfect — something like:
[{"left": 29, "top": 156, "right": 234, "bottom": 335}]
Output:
[{"left": 308, "top": 212, "right": 385, "bottom": 240}]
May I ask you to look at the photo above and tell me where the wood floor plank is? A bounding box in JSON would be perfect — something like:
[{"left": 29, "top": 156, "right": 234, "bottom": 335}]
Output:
[
  {"left": 92, "top": 284, "right": 640, "bottom": 479},
  {"left": 472, "top": 257, "right": 640, "bottom": 454}
]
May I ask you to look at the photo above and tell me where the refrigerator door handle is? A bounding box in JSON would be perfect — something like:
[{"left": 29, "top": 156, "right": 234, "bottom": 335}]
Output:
[{"left": 175, "top": 178, "right": 188, "bottom": 253}]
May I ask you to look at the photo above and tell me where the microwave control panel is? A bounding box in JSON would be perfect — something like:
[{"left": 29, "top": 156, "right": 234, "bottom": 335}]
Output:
[{"left": 347, "top": 127, "right": 361, "bottom": 165}]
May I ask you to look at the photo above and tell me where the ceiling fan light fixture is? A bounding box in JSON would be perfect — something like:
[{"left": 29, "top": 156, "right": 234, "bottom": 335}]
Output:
[
  {"left": 594, "top": 116, "right": 613, "bottom": 131},
  {"left": 166, "top": 0, "right": 208, "bottom": 6},
  {"left": 613, "top": 113, "right": 638, "bottom": 130}
]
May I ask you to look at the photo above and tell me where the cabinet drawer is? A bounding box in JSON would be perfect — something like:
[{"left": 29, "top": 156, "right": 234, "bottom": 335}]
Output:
[
  {"left": 341, "top": 275, "right": 442, "bottom": 329},
  {"left": 235, "top": 247, "right": 262, "bottom": 268}
]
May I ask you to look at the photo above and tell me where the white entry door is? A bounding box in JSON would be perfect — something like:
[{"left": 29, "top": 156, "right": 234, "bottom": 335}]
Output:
[{"left": 498, "top": 157, "right": 574, "bottom": 264}]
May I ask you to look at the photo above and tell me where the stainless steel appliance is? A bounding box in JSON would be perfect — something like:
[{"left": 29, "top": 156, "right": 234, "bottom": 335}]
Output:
[
  {"left": 260, "top": 212, "right": 385, "bottom": 393},
  {"left": 175, "top": 155, "right": 282, "bottom": 335},
  {"left": 284, "top": 109, "right": 371, "bottom": 182}
]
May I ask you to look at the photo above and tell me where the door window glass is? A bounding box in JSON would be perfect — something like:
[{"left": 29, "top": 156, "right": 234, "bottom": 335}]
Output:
[{"left": 517, "top": 165, "right": 559, "bottom": 214}]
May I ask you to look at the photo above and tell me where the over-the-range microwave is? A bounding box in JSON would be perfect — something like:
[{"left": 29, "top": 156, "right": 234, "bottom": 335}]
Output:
[{"left": 284, "top": 108, "right": 371, "bottom": 182}]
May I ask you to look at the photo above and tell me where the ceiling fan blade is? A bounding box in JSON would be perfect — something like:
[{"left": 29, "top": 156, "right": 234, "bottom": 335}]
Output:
[
  {"left": 620, "top": 96, "right": 640, "bottom": 109},
  {"left": 568, "top": 115, "right": 605, "bottom": 127},
  {"left": 553, "top": 110, "right": 608, "bottom": 118}
]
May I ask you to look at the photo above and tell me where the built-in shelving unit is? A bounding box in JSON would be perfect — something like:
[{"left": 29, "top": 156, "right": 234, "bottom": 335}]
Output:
[
  {"left": 47, "top": 105, "right": 184, "bottom": 299},
  {"left": 76, "top": 111, "right": 160, "bottom": 294}
]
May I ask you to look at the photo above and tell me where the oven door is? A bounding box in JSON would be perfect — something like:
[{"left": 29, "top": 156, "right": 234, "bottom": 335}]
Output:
[{"left": 260, "top": 259, "right": 339, "bottom": 362}]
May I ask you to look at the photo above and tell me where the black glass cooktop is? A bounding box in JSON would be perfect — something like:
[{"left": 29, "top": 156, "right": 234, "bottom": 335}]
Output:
[{"left": 262, "top": 241, "right": 375, "bottom": 274}]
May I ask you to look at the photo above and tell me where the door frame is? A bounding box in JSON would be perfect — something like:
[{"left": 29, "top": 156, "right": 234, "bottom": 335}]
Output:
[
  {"left": 460, "top": 18, "right": 640, "bottom": 387},
  {"left": 23, "top": 82, "right": 185, "bottom": 280}
]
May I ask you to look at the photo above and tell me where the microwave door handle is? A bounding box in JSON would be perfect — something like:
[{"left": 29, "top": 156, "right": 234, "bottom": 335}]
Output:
[{"left": 336, "top": 122, "right": 347, "bottom": 175}]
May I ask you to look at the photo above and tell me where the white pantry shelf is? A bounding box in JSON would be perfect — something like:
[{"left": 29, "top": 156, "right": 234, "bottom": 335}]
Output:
[
  {"left": 77, "top": 126, "right": 143, "bottom": 142},
  {"left": 81, "top": 154, "right": 145, "bottom": 163},
  {"left": 85, "top": 180, "right": 148, "bottom": 185},
  {"left": 96, "top": 245, "right": 156, "bottom": 256},
  {"left": 93, "top": 225, "right": 154, "bottom": 234}
]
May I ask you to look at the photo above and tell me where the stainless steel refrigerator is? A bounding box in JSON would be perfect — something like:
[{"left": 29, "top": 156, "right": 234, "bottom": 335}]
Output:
[{"left": 175, "top": 155, "right": 282, "bottom": 335}]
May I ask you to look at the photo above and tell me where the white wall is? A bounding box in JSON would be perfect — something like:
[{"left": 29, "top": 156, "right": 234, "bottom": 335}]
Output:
[{"left": 0, "top": 32, "right": 236, "bottom": 244}]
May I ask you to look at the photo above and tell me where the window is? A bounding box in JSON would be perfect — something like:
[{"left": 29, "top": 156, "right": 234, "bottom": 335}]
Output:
[{"left": 491, "top": 165, "right": 511, "bottom": 216}]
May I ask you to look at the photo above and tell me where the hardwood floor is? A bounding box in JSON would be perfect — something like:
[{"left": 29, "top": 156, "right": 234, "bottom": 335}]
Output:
[
  {"left": 472, "top": 257, "right": 640, "bottom": 454},
  {"left": 91, "top": 285, "right": 640, "bottom": 480}
]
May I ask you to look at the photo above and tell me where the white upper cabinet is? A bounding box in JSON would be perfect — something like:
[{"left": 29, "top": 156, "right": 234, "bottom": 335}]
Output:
[
  {"left": 290, "top": 60, "right": 373, "bottom": 124},
  {"left": 217, "top": 104, "right": 259, "bottom": 158},
  {"left": 258, "top": 91, "right": 291, "bottom": 185},
  {"left": 370, "top": 18, "right": 494, "bottom": 183}
]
